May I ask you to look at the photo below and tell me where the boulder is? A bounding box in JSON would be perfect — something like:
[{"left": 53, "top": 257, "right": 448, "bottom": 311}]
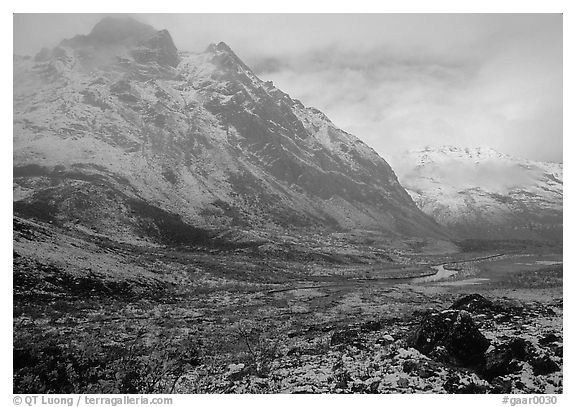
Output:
[
  {"left": 481, "top": 337, "right": 559, "bottom": 378},
  {"left": 408, "top": 310, "right": 490, "bottom": 366},
  {"left": 552, "top": 345, "right": 563, "bottom": 358},
  {"left": 402, "top": 359, "right": 420, "bottom": 374},
  {"left": 531, "top": 356, "right": 560, "bottom": 376},
  {"left": 483, "top": 345, "right": 522, "bottom": 379},
  {"left": 382, "top": 334, "right": 395, "bottom": 342},
  {"left": 539, "top": 332, "right": 561, "bottom": 346},
  {"left": 428, "top": 345, "right": 451, "bottom": 364},
  {"left": 368, "top": 379, "right": 381, "bottom": 393},
  {"left": 330, "top": 328, "right": 365, "bottom": 349},
  {"left": 402, "top": 359, "right": 438, "bottom": 378},
  {"left": 332, "top": 368, "right": 351, "bottom": 390},
  {"left": 450, "top": 294, "right": 496, "bottom": 313},
  {"left": 226, "top": 363, "right": 248, "bottom": 381},
  {"left": 443, "top": 371, "right": 489, "bottom": 394},
  {"left": 449, "top": 293, "right": 523, "bottom": 320},
  {"left": 490, "top": 377, "right": 513, "bottom": 394},
  {"left": 508, "top": 337, "right": 534, "bottom": 360}
]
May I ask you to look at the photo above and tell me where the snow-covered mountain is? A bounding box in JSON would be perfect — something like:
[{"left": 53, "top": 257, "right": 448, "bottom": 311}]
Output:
[
  {"left": 391, "top": 146, "right": 562, "bottom": 241},
  {"left": 13, "top": 17, "right": 445, "bottom": 244}
]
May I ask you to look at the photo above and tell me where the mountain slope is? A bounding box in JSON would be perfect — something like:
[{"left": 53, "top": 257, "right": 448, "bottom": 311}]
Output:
[
  {"left": 13, "top": 17, "right": 445, "bottom": 244},
  {"left": 391, "top": 146, "right": 562, "bottom": 241}
]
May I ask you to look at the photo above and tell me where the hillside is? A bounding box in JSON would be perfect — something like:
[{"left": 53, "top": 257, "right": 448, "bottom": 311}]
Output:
[{"left": 13, "top": 16, "right": 445, "bottom": 245}]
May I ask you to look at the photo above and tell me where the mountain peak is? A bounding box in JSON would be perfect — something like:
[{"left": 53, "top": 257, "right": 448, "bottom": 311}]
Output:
[
  {"left": 54, "top": 16, "right": 179, "bottom": 69},
  {"left": 205, "top": 41, "right": 234, "bottom": 53},
  {"left": 215, "top": 41, "right": 233, "bottom": 52},
  {"left": 205, "top": 41, "right": 252, "bottom": 76},
  {"left": 88, "top": 16, "right": 156, "bottom": 44}
]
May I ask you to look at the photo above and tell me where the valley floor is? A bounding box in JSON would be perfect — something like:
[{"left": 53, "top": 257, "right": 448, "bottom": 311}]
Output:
[{"left": 13, "top": 217, "right": 562, "bottom": 394}]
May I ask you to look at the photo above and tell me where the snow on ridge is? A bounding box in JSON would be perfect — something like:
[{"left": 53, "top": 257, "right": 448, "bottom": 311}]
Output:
[{"left": 390, "top": 145, "right": 562, "bottom": 237}]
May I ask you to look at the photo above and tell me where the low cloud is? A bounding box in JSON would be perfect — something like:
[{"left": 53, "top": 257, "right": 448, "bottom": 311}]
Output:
[{"left": 14, "top": 14, "right": 562, "bottom": 163}]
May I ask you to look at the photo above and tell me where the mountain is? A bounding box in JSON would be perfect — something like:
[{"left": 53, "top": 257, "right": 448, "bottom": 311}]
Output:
[
  {"left": 13, "top": 17, "right": 445, "bottom": 246},
  {"left": 391, "top": 146, "right": 563, "bottom": 242}
]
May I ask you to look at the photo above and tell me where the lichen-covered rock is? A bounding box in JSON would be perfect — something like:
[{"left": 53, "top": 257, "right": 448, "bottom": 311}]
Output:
[
  {"left": 490, "top": 377, "right": 513, "bottom": 394},
  {"left": 408, "top": 310, "right": 490, "bottom": 366},
  {"left": 481, "top": 335, "right": 560, "bottom": 384},
  {"left": 443, "top": 371, "right": 490, "bottom": 394},
  {"left": 450, "top": 294, "right": 497, "bottom": 313},
  {"left": 330, "top": 328, "right": 364, "bottom": 349},
  {"left": 530, "top": 356, "right": 560, "bottom": 376},
  {"left": 539, "top": 332, "right": 561, "bottom": 346},
  {"left": 402, "top": 359, "right": 438, "bottom": 379},
  {"left": 483, "top": 344, "right": 522, "bottom": 379}
]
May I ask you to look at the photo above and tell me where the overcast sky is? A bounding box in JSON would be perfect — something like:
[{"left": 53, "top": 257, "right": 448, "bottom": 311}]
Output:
[{"left": 14, "top": 14, "right": 563, "bottom": 163}]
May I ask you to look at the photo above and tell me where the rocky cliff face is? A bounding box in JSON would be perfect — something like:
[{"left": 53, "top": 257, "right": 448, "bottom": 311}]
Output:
[
  {"left": 13, "top": 17, "right": 445, "bottom": 244},
  {"left": 391, "top": 146, "right": 562, "bottom": 241}
]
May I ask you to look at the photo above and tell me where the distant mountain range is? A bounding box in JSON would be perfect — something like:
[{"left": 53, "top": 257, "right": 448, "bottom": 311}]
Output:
[
  {"left": 391, "top": 146, "right": 562, "bottom": 241},
  {"left": 13, "top": 16, "right": 446, "bottom": 246}
]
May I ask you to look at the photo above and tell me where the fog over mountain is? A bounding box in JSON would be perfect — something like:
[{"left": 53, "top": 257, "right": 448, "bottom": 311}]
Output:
[
  {"left": 14, "top": 13, "right": 563, "bottom": 163},
  {"left": 14, "top": 16, "right": 446, "bottom": 243},
  {"left": 391, "top": 146, "right": 562, "bottom": 241}
]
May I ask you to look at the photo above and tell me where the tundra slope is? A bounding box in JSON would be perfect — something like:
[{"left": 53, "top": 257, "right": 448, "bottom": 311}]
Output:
[{"left": 13, "top": 17, "right": 445, "bottom": 245}]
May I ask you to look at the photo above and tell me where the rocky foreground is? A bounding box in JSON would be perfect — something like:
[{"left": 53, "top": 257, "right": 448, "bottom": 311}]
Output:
[
  {"left": 13, "top": 218, "right": 562, "bottom": 394},
  {"left": 179, "top": 294, "right": 562, "bottom": 394}
]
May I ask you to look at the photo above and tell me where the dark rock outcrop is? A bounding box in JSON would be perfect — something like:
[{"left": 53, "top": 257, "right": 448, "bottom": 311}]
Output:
[
  {"left": 483, "top": 345, "right": 523, "bottom": 379},
  {"left": 531, "top": 356, "right": 560, "bottom": 376},
  {"left": 330, "top": 328, "right": 365, "bottom": 349},
  {"left": 450, "top": 294, "right": 498, "bottom": 313},
  {"left": 482, "top": 337, "right": 560, "bottom": 379},
  {"left": 449, "top": 293, "right": 524, "bottom": 323},
  {"left": 408, "top": 310, "right": 490, "bottom": 366},
  {"left": 490, "top": 377, "right": 513, "bottom": 394},
  {"left": 539, "top": 332, "right": 561, "bottom": 346},
  {"left": 443, "top": 371, "right": 488, "bottom": 394}
]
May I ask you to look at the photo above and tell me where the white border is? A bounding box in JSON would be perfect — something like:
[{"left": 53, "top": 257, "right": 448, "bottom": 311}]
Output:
[{"left": 3, "top": 2, "right": 572, "bottom": 406}]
